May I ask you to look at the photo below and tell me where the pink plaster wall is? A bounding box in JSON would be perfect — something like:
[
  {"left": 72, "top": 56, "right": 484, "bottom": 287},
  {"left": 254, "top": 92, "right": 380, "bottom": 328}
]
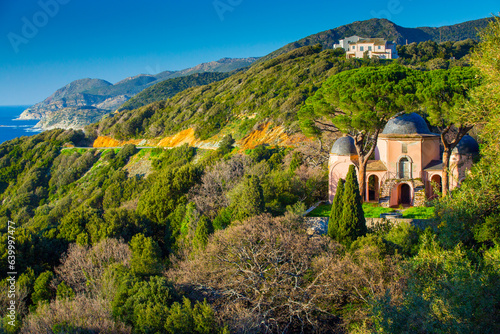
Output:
[
  {"left": 328, "top": 156, "right": 356, "bottom": 203},
  {"left": 376, "top": 135, "right": 440, "bottom": 177},
  {"left": 421, "top": 137, "right": 441, "bottom": 168},
  {"left": 450, "top": 153, "right": 474, "bottom": 189}
]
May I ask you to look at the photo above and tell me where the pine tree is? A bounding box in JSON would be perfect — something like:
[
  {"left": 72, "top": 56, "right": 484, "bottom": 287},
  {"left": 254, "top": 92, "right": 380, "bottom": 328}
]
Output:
[
  {"left": 229, "top": 175, "right": 265, "bottom": 221},
  {"left": 193, "top": 216, "right": 213, "bottom": 250},
  {"left": 217, "top": 134, "right": 235, "bottom": 155},
  {"left": 130, "top": 234, "right": 163, "bottom": 277},
  {"left": 328, "top": 179, "right": 345, "bottom": 239},
  {"left": 338, "top": 165, "right": 366, "bottom": 247}
]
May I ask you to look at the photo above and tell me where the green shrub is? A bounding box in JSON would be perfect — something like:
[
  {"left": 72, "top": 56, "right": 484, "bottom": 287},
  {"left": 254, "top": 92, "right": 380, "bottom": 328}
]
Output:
[
  {"left": 32, "top": 271, "right": 54, "bottom": 306},
  {"left": 129, "top": 234, "right": 163, "bottom": 277}
]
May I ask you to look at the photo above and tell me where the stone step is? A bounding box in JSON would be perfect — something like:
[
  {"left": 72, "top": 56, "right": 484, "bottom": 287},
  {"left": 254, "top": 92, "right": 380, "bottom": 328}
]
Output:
[{"left": 378, "top": 177, "right": 428, "bottom": 207}]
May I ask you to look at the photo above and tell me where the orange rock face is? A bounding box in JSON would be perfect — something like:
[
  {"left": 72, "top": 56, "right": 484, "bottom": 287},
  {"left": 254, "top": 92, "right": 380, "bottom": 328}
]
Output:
[
  {"left": 93, "top": 136, "right": 123, "bottom": 148},
  {"left": 237, "top": 123, "right": 310, "bottom": 150},
  {"left": 92, "top": 124, "right": 310, "bottom": 150},
  {"left": 157, "top": 128, "right": 198, "bottom": 147}
]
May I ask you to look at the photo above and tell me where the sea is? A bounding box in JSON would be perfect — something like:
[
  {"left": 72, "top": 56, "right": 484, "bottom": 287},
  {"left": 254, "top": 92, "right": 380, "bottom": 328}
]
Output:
[{"left": 0, "top": 106, "right": 42, "bottom": 144}]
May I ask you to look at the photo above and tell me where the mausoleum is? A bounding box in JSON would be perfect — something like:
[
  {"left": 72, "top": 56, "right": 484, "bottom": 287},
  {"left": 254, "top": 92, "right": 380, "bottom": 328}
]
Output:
[{"left": 328, "top": 113, "right": 479, "bottom": 207}]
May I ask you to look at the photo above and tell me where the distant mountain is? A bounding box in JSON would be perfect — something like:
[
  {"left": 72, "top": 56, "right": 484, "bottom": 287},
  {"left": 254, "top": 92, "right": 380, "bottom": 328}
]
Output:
[
  {"left": 19, "top": 57, "right": 259, "bottom": 129},
  {"left": 259, "top": 18, "right": 492, "bottom": 62},
  {"left": 154, "top": 57, "right": 259, "bottom": 81},
  {"left": 119, "top": 71, "right": 238, "bottom": 112},
  {"left": 85, "top": 75, "right": 158, "bottom": 96}
]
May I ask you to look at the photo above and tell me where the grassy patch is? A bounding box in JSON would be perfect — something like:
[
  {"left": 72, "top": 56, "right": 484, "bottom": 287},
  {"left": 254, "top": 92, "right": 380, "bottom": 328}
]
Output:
[
  {"left": 137, "top": 148, "right": 151, "bottom": 158},
  {"left": 307, "top": 204, "right": 332, "bottom": 217},
  {"left": 401, "top": 206, "right": 435, "bottom": 219},
  {"left": 306, "top": 202, "right": 435, "bottom": 219},
  {"left": 362, "top": 203, "right": 395, "bottom": 218}
]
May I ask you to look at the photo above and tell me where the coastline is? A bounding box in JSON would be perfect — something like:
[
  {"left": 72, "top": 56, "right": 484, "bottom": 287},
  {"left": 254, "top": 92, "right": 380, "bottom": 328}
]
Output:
[{"left": 0, "top": 106, "right": 43, "bottom": 143}]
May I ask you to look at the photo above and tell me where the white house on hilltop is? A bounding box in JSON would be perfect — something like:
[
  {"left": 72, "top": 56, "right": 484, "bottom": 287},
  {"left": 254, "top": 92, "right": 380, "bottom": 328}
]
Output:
[
  {"left": 333, "top": 36, "right": 362, "bottom": 51},
  {"left": 334, "top": 36, "right": 398, "bottom": 60}
]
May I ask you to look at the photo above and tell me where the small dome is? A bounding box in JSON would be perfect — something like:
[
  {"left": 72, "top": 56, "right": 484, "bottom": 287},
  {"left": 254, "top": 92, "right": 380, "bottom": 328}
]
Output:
[
  {"left": 453, "top": 135, "right": 479, "bottom": 155},
  {"left": 382, "top": 113, "right": 434, "bottom": 135},
  {"left": 331, "top": 136, "right": 357, "bottom": 156}
]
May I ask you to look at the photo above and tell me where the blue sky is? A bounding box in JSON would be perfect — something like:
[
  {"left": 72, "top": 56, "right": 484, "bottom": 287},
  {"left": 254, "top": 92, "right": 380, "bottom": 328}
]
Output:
[{"left": 0, "top": 0, "right": 498, "bottom": 105}]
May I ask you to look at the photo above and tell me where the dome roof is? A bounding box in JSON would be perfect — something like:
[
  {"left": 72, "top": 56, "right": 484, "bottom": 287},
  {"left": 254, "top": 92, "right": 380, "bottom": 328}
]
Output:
[
  {"left": 331, "top": 136, "right": 357, "bottom": 156},
  {"left": 453, "top": 135, "right": 479, "bottom": 155},
  {"left": 382, "top": 113, "right": 434, "bottom": 135}
]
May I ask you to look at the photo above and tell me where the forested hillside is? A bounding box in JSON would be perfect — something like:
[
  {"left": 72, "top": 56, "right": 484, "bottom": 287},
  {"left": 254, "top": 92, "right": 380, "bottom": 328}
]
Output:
[
  {"left": 0, "top": 129, "right": 329, "bottom": 332},
  {"left": 0, "top": 16, "right": 499, "bottom": 334}
]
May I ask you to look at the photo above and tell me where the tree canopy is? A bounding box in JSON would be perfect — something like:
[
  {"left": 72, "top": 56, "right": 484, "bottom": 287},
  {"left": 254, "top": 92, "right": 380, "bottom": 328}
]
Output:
[
  {"left": 417, "top": 66, "right": 481, "bottom": 195},
  {"left": 299, "top": 64, "right": 422, "bottom": 199}
]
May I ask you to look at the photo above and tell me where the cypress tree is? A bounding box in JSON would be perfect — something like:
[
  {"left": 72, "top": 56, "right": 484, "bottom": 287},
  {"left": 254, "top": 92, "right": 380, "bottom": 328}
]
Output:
[
  {"left": 338, "top": 165, "right": 367, "bottom": 247},
  {"left": 328, "top": 179, "right": 345, "bottom": 240}
]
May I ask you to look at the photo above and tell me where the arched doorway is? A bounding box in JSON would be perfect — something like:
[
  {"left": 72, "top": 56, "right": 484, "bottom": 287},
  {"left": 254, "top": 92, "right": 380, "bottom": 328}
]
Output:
[
  {"left": 368, "top": 175, "right": 379, "bottom": 201},
  {"left": 400, "top": 183, "right": 411, "bottom": 205},
  {"left": 430, "top": 175, "right": 442, "bottom": 198},
  {"left": 399, "top": 157, "right": 410, "bottom": 179}
]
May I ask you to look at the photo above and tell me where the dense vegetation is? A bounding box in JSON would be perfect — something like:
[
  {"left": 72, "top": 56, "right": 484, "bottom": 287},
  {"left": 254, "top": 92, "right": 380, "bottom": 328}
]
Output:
[
  {"left": 0, "top": 131, "right": 327, "bottom": 332},
  {"left": 118, "top": 72, "right": 235, "bottom": 112},
  {"left": 1, "top": 16, "right": 499, "bottom": 334},
  {"left": 397, "top": 39, "right": 477, "bottom": 66}
]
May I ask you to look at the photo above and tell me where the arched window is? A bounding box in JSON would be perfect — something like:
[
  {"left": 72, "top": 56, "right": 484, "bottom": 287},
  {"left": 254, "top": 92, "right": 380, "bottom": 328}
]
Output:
[{"left": 399, "top": 157, "right": 411, "bottom": 179}]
